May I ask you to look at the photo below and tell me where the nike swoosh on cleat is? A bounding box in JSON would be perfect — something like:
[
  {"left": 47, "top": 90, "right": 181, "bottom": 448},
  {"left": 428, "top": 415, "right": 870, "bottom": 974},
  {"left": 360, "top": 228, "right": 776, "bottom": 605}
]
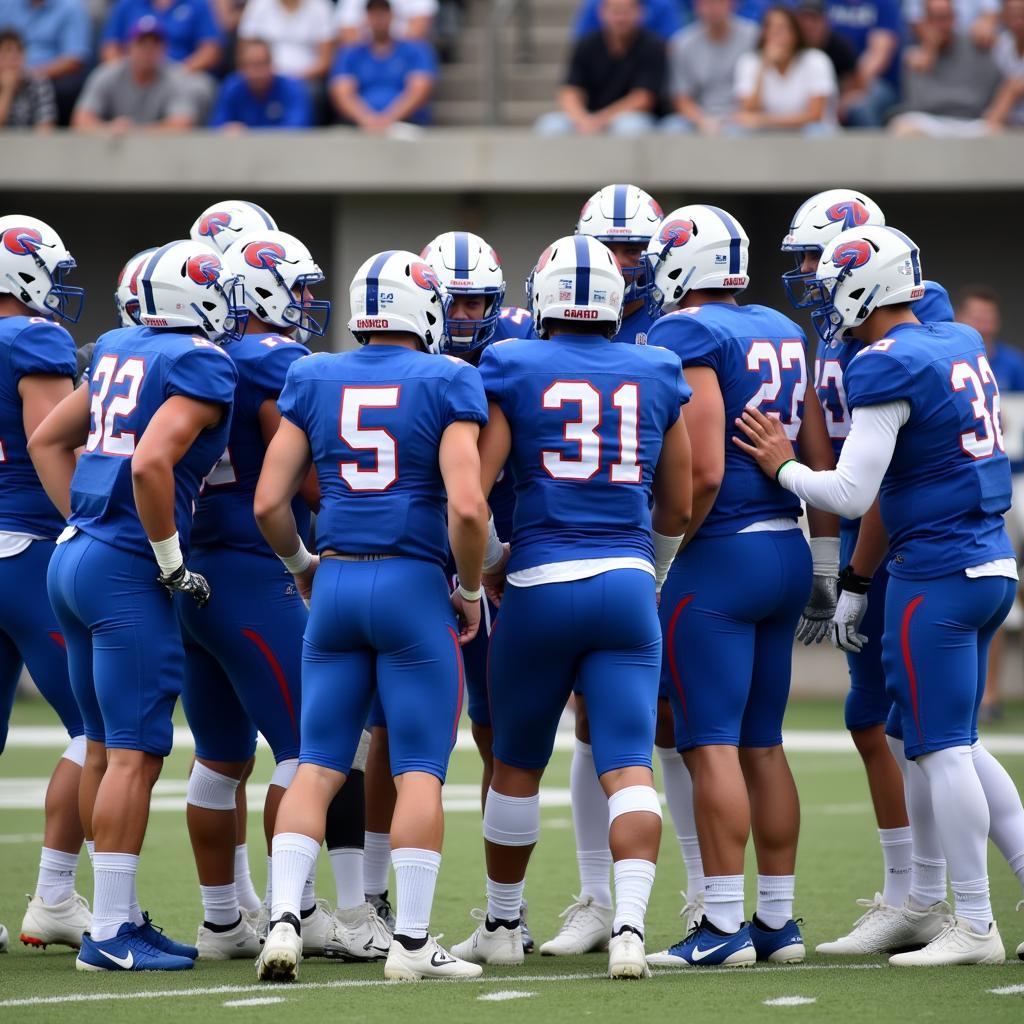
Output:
[
  {"left": 363, "top": 941, "right": 390, "bottom": 953},
  {"left": 98, "top": 948, "right": 134, "bottom": 969},
  {"left": 690, "top": 942, "right": 728, "bottom": 962},
  {"left": 430, "top": 951, "right": 454, "bottom": 967}
]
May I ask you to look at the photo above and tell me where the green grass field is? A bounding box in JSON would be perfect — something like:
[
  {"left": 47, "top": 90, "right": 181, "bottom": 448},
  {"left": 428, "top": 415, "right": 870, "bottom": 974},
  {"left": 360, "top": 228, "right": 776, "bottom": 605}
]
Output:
[{"left": 2, "top": 697, "right": 1023, "bottom": 1022}]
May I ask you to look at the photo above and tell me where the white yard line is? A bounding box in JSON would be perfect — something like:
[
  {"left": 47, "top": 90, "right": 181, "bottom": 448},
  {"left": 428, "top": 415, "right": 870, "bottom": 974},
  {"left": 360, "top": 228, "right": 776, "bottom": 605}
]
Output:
[{"left": 763, "top": 996, "right": 818, "bottom": 1006}]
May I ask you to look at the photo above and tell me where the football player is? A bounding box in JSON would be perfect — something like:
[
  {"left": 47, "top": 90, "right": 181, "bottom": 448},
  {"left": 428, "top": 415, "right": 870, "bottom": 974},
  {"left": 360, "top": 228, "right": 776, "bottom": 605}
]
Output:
[
  {"left": 190, "top": 199, "right": 278, "bottom": 254},
  {"left": 253, "top": 250, "right": 488, "bottom": 983},
  {"left": 737, "top": 224, "right": 1024, "bottom": 965},
  {"left": 780, "top": 189, "right": 955, "bottom": 954},
  {"left": 0, "top": 216, "right": 90, "bottom": 951},
  {"left": 450, "top": 235, "right": 692, "bottom": 979},
  {"left": 643, "top": 205, "right": 838, "bottom": 968},
  {"left": 29, "top": 239, "right": 241, "bottom": 971}
]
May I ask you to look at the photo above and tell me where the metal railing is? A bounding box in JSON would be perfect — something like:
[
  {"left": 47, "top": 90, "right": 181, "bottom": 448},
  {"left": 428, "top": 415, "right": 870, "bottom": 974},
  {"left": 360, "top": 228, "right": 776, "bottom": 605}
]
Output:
[{"left": 486, "top": 0, "right": 534, "bottom": 126}]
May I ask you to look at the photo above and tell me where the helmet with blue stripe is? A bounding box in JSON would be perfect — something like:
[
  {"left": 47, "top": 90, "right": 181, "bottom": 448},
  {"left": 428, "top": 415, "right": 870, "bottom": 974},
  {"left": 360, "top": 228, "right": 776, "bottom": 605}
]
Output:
[
  {"left": 576, "top": 184, "right": 663, "bottom": 303},
  {"left": 528, "top": 234, "right": 624, "bottom": 339},
  {"left": 190, "top": 200, "right": 278, "bottom": 254},
  {"left": 347, "top": 249, "right": 450, "bottom": 353},
  {"left": 115, "top": 247, "right": 157, "bottom": 327},
  {"left": 421, "top": 231, "right": 505, "bottom": 353},
  {"left": 781, "top": 188, "right": 885, "bottom": 309},
  {"left": 812, "top": 225, "right": 924, "bottom": 345},
  {"left": 645, "top": 204, "right": 749, "bottom": 313},
  {"left": 0, "top": 214, "right": 84, "bottom": 323},
  {"left": 136, "top": 239, "right": 248, "bottom": 341}
]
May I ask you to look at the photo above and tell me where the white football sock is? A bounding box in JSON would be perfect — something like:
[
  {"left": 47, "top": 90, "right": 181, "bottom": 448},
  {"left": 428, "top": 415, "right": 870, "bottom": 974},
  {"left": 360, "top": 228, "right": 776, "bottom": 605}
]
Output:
[
  {"left": 35, "top": 847, "right": 78, "bottom": 906},
  {"left": 570, "top": 741, "right": 612, "bottom": 906},
  {"left": 878, "top": 827, "right": 913, "bottom": 907},
  {"left": 656, "top": 745, "right": 703, "bottom": 900},
  {"left": 363, "top": 831, "right": 391, "bottom": 896},
  {"left": 233, "top": 844, "right": 261, "bottom": 912},
  {"left": 302, "top": 859, "right": 318, "bottom": 913},
  {"left": 612, "top": 858, "right": 656, "bottom": 935},
  {"left": 704, "top": 874, "right": 744, "bottom": 934},
  {"left": 971, "top": 741, "right": 1024, "bottom": 888},
  {"left": 91, "top": 852, "right": 138, "bottom": 941},
  {"left": 392, "top": 847, "right": 440, "bottom": 940},
  {"left": 200, "top": 883, "right": 239, "bottom": 927},
  {"left": 329, "top": 847, "right": 365, "bottom": 911},
  {"left": 85, "top": 840, "right": 95, "bottom": 864},
  {"left": 271, "top": 832, "right": 319, "bottom": 922},
  {"left": 916, "top": 746, "right": 992, "bottom": 931},
  {"left": 127, "top": 874, "right": 144, "bottom": 927},
  {"left": 756, "top": 874, "right": 795, "bottom": 929},
  {"left": 264, "top": 855, "right": 273, "bottom": 908},
  {"left": 486, "top": 877, "right": 524, "bottom": 923}
]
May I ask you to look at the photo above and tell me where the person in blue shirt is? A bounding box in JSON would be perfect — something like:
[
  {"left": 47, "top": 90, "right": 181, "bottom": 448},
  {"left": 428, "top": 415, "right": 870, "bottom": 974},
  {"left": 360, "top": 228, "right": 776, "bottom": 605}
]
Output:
[
  {"left": 574, "top": 0, "right": 684, "bottom": 39},
  {"left": 101, "top": 0, "right": 222, "bottom": 74},
  {"left": 643, "top": 204, "right": 839, "bottom": 970},
  {"left": 30, "top": 239, "right": 241, "bottom": 972},
  {"left": 0, "top": 216, "right": 90, "bottom": 952},
  {"left": 957, "top": 284, "right": 1024, "bottom": 394},
  {"left": 253, "top": 249, "right": 489, "bottom": 983},
  {"left": 450, "top": 235, "right": 692, "bottom": 980},
  {"left": 210, "top": 39, "right": 312, "bottom": 130},
  {"left": 329, "top": 0, "right": 437, "bottom": 130},
  {"left": 737, "top": 224, "right": 1024, "bottom": 967}
]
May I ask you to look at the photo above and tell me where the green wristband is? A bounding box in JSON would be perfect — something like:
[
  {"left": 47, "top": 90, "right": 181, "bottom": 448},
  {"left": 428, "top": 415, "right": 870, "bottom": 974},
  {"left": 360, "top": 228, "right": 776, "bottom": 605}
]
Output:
[{"left": 775, "top": 458, "right": 797, "bottom": 483}]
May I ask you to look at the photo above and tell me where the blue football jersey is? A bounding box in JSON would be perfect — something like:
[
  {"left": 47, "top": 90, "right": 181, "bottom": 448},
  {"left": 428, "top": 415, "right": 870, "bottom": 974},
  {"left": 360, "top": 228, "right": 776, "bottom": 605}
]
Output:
[
  {"left": 70, "top": 327, "right": 237, "bottom": 557},
  {"left": 277, "top": 344, "right": 488, "bottom": 566},
  {"left": 613, "top": 304, "right": 660, "bottom": 346},
  {"left": 911, "top": 279, "right": 954, "bottom": 326},
  {"left": 477, "top": 333, "right": 690, "bottom": 573},
  {"left": 492, "top": 306, "right": 537, "bottom": 341},
  {"left": 649, "top": 302, "right": 809, "bottom": 536},
  {"left": 191, "top": 333, "right": 311, "bottom": 554},
  {"left": 844, "top": 321, "right": 1013, "bottom": 579},
  {"left": 0, "top": 316, "right": 77, "bottom": 537}
]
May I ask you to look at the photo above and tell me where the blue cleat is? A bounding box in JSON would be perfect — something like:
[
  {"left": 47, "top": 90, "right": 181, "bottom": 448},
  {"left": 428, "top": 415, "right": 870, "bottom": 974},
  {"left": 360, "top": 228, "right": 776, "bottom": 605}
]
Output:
[
  {"left": 646, "top": 918, "right": 756, "bottom": 967},
  {"left": 76, "top": 923, "right": 194, "bottom": 972},
  {"left": 138, "top": 913, "right": 199, "bottom": 960},
  {"left": 749, "top": 916, "right": 806, "bottom": 963}
]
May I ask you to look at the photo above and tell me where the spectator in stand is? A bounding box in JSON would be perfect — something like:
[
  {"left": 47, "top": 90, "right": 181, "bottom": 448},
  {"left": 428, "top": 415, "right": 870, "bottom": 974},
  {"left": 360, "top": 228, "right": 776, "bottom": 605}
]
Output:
[
  {"left": 889, "top": 0, "right": 1002, "bottom": 136},
  {"left": 986, "top": 0, "right": 1024, "bottom": 130},
  {"left": 336, "top": 0, "right": 437, "bottom": 45},
  {"left": 238, "top": 0, "right": 334, "bottom": 82},
  {"left": 732, "top": 5, "right": 837, "bottom": 131},
  {"left": 821, "top": 0, "right": 900, "bottom": 125},
  {"left": 73, "top": 16, "right": 198, "bottom": 131},
  {"left": 329, "top": 0, "right": 437, "bottom": 131},
  {"left": 794, "top": 0, "right": 857, "bottom": 97},
  {"left": 661, "top": 0, "right": 758, "bottom": 133},
  {"left": 906, "top": 0, "right": 1000, "bottom": 48},
  {"left": 0, "top": 0, "right": 91, "bottom": 125},
  {"left": 573, "top": 0, "right": 683, "bottom": 39},
  {"left": 0, "top": 29, "right": 57, "bottom": 129},
  {"left": 209, "top": 37, "right": 312, "bottom": 129},
  {"left": 536, "top": 0, "right": 667, "bottom": 136},
  {"left": 101, "top": 0, "right": 223, "bottom": 75}
]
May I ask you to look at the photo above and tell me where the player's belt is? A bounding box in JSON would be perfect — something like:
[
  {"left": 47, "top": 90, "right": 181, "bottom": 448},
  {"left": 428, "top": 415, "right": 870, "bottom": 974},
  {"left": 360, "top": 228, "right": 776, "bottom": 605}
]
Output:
[{"left": 321, "top": 551, "right": 398, "bottom": 561}]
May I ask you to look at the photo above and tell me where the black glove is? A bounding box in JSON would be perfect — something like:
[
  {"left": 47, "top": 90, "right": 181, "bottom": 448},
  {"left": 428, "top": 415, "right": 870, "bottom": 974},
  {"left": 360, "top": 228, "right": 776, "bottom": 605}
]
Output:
[{"left": 157, "top": 564, "right": 211, "bottom": 608}]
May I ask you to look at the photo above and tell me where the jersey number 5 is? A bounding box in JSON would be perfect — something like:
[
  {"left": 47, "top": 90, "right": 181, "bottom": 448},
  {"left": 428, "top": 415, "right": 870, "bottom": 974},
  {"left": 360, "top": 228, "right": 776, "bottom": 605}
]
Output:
[
  {"left": 951, "top": 355, "right": 1004, "bottom": 460},
  {"left": 339, "top": 386, "right": 400, "bottom": 491},
  {"left": 86, "top": 354, "right": 145, "bottom": 457}
]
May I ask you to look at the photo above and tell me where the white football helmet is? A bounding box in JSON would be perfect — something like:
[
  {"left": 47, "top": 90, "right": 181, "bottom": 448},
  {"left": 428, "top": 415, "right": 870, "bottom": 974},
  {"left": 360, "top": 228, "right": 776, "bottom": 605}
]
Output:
[
  {"left": 645, "top": 204, "right": 749, "bottom": 312},
  {"left": 421, "top": 231, "right": 505, "bottom": 353},
  {"left": 115, "top": 247, "right": 157, "bottom": 327},
  {"left": 528, "top": 235, "right": 624, "bottom": 339},
  {"left": 348, "top": 249, "right": 450, "bottom": 353},
  {"left": 190, "top": 200, "right": 278, "bottom": 254},
  {"left": 223, "top": 230, "right": 330, "bottom": 337},
  {"left": 0, "top": 215, "right": 83, "bottom": 323},
  {"left": 781, "top": 188, "right": 885, "bottom": 309},
  {"left": 135, "top": 240, "right": 248, "bottom": 340},
  {"left": 813, "top": 225, "right": 925, "bottom": 345},
  {"left": 576, "top": 184, "right": 663, "bottom": 303}
]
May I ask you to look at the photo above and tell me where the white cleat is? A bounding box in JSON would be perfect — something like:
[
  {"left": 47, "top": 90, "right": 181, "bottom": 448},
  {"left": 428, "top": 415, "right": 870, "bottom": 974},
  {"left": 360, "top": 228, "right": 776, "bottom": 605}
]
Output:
[
  {"left": 19, "top": 892, "right": 91, "bottom": 950},
  {"left": 0, "top": 924, "right": 8, "bottom": 953},
  {"left": 246, "top": 904, "right": 270, "bottom": 943},
  {"left": 451, "top": 909, "right": 524, "bottom": 966},
  {"left": 325, "top": 902, "right": 393, "bottom": 962},
  {"left": 197, "top": 915, "right": 262, "bottom": 960},
  {"left": 256, "top": 919, "right": 302, "bottom": 982},
  {"left": 889, "top": 918, "right": 1005, "bottom": 966},
  {"left": 608, "top": 928, "right": 651, "bottom": 979},
  {"left": 816, "top": 895, "right": 951, "bottom": 955},
  {"left": 384, "top": 935, "right": 483, "bottom": 981},
  {"left": 300, "top": 899, "right": 338, "bottom": 957},
  {"left": 680, "top": 892, "right": 704, "bottom": 934},
  {"left": 539, "top": 895, "right": 613, "bottom": 956}
]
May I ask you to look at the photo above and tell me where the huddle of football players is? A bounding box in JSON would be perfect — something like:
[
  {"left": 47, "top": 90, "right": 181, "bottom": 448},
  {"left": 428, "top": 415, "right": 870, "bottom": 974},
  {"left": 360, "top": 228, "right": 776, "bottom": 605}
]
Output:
[{"left": 0, "top": 178, "right": 1023, "bottom": 982}]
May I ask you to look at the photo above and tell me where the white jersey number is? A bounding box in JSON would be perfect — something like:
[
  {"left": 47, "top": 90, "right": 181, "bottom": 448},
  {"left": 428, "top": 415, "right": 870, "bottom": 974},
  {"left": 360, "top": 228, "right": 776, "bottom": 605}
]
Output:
[
  {"left": 952, "top": 355, "right": 1004, "bottom": 460},
  {"left": 86, "top": 354, "right": 145, "bottom": 457},
  {"left": 746, "top": 340, "right": 808, "bottom": 440},
  {"left": 339, "top": 386, "right": 400, "bottom": 491}
]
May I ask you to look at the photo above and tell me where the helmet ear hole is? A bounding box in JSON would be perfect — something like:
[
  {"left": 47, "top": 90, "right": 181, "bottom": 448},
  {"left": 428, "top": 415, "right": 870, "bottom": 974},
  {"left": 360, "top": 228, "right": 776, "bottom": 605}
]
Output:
[
  {"left": 255, "top": 287, "right": 273, "bottom": 299},
  {"left": 667, "top": 268, "right": 682, "bottom": 280},
  {"left": 849, "top": 287, "right": 864, "bottom": 301},
  {"left": 202, "top": 300, "right": 216, "bottom": 311}
]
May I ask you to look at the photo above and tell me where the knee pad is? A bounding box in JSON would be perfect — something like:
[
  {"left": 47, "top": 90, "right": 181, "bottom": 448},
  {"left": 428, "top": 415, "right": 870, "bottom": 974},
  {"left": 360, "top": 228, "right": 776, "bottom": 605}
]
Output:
[
  {"left": 270, "top": 757, "right": 299, "bottom": 790},
  {"left": 483, "top": 789, "right": 540, "bottom": 847},
  {"left": 187, "top": 761, "right": 240, "bottom": 811},
  {"left": 351, "top": 730, "right": 371, "bottom": 773},
  {"left": 61, "top": 734, "right": 87, "bottom": 767},
  {"left": 608, "top": 785, "right": 662, "bottom": 825}
]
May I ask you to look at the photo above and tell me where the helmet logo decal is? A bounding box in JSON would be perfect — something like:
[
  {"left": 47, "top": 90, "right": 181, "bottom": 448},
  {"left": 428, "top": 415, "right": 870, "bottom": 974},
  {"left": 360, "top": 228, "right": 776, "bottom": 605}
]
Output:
[
  {"left": 2, "top": 226, "right": 44, "bottom": 256},
  {"left": 658, "top": 219, "right": 693, "bottom": 248},
  {"left": 831, "top": 239, "right": 872, "bottom": 271},
  {"left": 825, "top": 201, "right": 870, "bottom": 230},
  {"left": 197, "top": 212, "right": 231, "bottom": 238},
  {"left": 242, "top": 240, "right": 287, "bottom": 270},
  {"left": 186, "top": 252, "right": 222, "bottom": 286},
  {"left": 410, "top": 261, "right": 441, "bottom": 291}
]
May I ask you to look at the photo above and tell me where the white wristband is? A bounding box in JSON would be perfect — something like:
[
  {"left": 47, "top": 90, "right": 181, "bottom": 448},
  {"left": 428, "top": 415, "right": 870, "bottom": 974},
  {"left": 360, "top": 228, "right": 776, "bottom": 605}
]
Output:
[
  {"left": 809, "top": 536, "right": 840, "bottom": 577},
  {"left": 457, "top": 583, "right": 482, "bottom": 602},
  {"left": 280, "top": 544, "right": 313, "bottom": 575},
  {"left": 652, "top": 529, "right": 685, "bottom": 591},
  {"left": 483, "top": 515, "right": 506, "bottom": 572},
  {"left": 150, "top": 532, "right": 184, "bottom": 576}
]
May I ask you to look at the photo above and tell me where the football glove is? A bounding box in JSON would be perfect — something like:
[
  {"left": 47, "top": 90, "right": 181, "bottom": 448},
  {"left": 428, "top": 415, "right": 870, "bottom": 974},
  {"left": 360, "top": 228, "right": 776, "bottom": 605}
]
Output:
[
  {"left": 831, "top": 566, "right": 872, "bottom": 653},
  {"left": 157, "top": 564, "right": 211, "bottom": 608},
  {"left": 796, "top": 572, "right": 838, "bottom": 646}
]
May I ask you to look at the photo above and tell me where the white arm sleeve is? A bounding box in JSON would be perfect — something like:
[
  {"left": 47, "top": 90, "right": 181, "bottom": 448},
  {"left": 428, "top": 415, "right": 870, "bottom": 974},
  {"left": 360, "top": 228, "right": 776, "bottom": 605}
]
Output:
[{"left": 778, "top": 400, "right": 910, "bottom": 519}]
